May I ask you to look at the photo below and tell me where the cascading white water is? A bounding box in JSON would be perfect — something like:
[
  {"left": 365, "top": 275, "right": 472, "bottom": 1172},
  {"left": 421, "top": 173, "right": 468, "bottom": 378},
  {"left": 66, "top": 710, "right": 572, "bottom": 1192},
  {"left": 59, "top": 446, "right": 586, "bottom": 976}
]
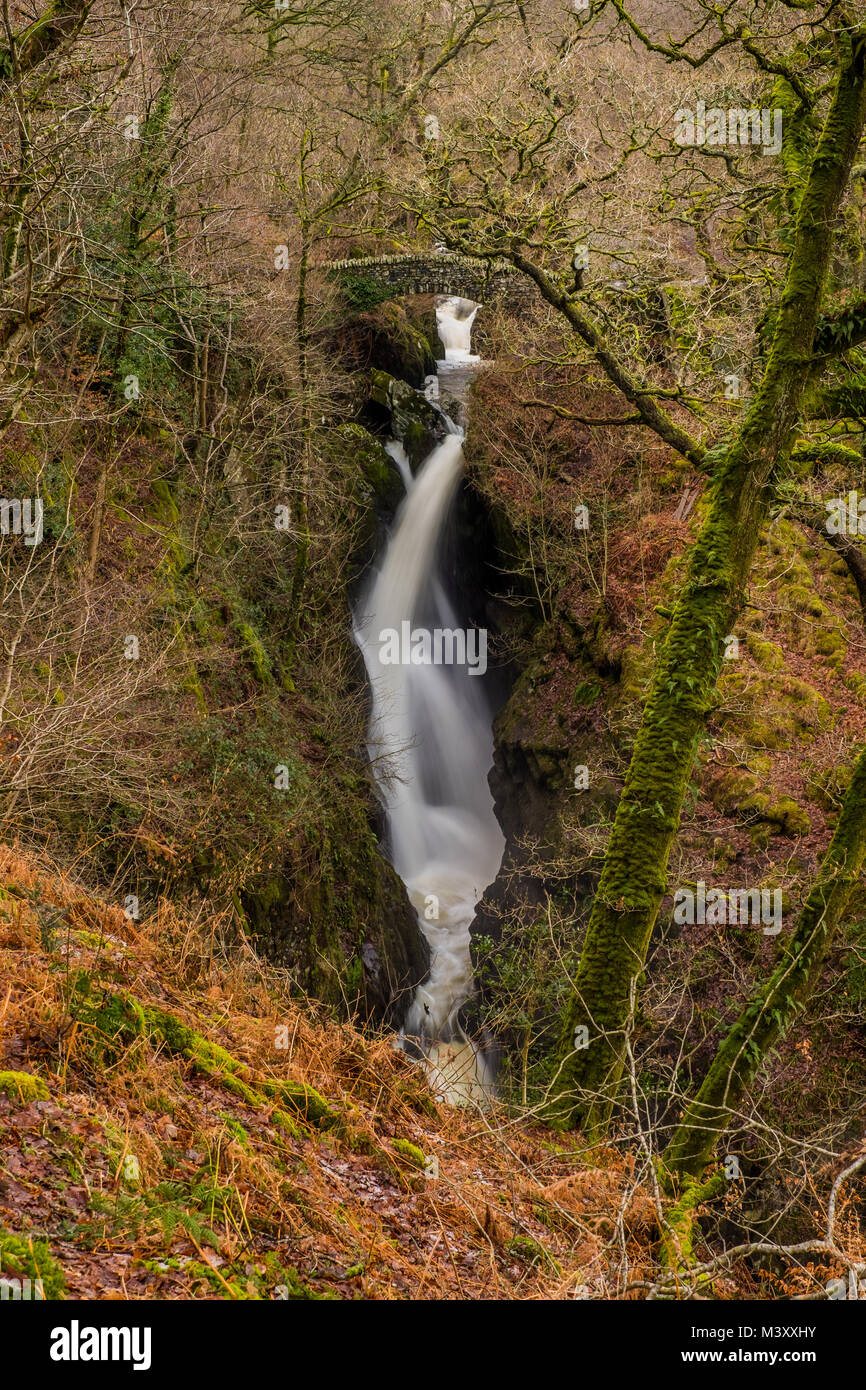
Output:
[
  {"left": 435, "top": 295, "right": 480, "bottom": 365},
  {"left": 354, "top": 297, "right": 503, "bottom": 1104}
]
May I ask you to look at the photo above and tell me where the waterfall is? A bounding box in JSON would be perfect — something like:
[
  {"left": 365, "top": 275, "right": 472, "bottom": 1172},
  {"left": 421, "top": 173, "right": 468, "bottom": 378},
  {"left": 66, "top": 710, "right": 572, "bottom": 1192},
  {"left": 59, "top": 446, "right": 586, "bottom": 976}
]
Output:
[
  {"left": 435, "top": 296, "right": 480, "bottom": 365},
  {"left": 354, "top": 297, "right": 503, "bottom": 1104}
]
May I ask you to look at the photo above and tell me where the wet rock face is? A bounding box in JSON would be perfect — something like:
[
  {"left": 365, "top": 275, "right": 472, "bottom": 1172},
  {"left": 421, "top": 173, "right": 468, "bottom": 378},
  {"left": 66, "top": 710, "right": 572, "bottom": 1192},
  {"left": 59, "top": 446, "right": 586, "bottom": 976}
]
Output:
[
  {"left": 239, "top": 802, "right": 429, "bottom": 1028},
  {"left": 367, "top": 369, "right": 447, "bottom": 469},
  {"left": 332, "top": 302, "right": 436, "bottom": 388},
  {"left": 359, "top": 858, "right": 432, "bottom": 1024},
  {"left": 472, "top": 743, "right": 556, "bottom": 945}
]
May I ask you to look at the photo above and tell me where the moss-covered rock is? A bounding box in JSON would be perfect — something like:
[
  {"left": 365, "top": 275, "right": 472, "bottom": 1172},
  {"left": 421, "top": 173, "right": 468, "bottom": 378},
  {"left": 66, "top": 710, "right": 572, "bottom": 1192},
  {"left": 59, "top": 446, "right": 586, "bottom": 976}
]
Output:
[
  {"left": 716, "top": 671, "right": 830, "bottom": 749},
  {"left": 745, "top": 632, "right": 785, "bottom": 672},
  {"left": 845, "top": 670, "right": 866, "bottom": 702},
  {"left": 369, "top": 370, "right": 443, "bottom": 468},
  {"left": 779, "top": 798, "right": 812, "bottom": 835},
  {"left": 335, "top": 422, "right": 404, "bottom": 514},
  {"left": 705, "top": 768, "right": 811, "bottom": 835},
  {"left": 238, "top": 772, "right": 428, "bottom": 1025},
  {"left": 752, "top": 795, "right": 811, "bottom": 837},
  {"left": 0, "top": 1070, "right": 49, "bottom": 1103},
  {"left": 334, "top": 302, "right": 436, "bottom": 387},
  {"left": 705, "top": 766, "right": 762, "bottom": 814}
]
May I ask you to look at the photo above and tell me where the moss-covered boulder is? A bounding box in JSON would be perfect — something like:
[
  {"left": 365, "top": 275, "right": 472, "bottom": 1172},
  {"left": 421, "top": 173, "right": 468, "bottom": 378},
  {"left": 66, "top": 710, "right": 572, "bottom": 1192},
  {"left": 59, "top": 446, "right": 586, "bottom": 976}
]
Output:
[
  {"left": 736, "top": 791, "right": 811, "bottom": 837},
  {"left": 704, "top": 768, "right": 811, "bottom": 836},
  {"left": 745, "top": 632, "right": 785, "bottom": 672},
  {"left": 715, "top": 671, "right": 830, "bottom": 749},
  {"left": 0, "top": 1070, "right": 49, "bottom": 1103},
  {"left": 369, "top": 370, "right": 443, "bottom": 469},
  {"left": 335, "top": 422, "right": 404, "bottom": 514},
  {"left": 238, "top": 774, "right": 428, "bottom": 1025},
  {"left": 334, "top": 302, "right": 436, "bottom": 387}
]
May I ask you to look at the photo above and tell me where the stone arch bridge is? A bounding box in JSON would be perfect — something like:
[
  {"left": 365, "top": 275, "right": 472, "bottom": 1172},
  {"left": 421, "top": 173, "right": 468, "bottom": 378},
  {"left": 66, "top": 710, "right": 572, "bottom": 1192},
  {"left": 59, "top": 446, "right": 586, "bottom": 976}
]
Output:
[{"left": 323, "top": 252, "right": 530, "bottom": 306}]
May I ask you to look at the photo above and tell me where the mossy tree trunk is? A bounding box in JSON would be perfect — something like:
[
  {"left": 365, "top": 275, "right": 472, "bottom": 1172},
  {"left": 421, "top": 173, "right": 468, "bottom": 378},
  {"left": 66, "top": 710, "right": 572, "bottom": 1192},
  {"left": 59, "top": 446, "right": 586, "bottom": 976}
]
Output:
[
  {"left": 664, "top": 743, "right": 866, "bottom": 1180},
  {"left": 549, "top": 27, "right": 866, "bottom": 1134},
  {"left": 86, "top": 81, "right": 174, "bottom": 584},
  {"left": 277, "top": 130, "right": 370, "bottom": 675},
  {"left": 284, "top": 133, "right": 314, "bottom": 676},
  {"left": 0, "top": 0, "right": 91, "bottom": 78}
]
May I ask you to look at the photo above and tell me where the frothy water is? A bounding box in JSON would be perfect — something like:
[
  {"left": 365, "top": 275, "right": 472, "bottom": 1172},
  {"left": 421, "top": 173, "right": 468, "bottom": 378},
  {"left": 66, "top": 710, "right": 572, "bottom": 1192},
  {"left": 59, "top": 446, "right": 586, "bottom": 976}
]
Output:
[
  {"left": 436, "top": 296, "right": 480, "bottom": 366},
  {"left": 354, "top": 297, "right": 503, "bottom": 1104}
]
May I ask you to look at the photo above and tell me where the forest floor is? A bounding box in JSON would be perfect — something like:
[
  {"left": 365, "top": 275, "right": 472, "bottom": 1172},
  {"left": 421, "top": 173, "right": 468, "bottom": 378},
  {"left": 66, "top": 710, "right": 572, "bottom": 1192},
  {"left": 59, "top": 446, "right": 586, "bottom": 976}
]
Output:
[{"left": 0, "top": 841, "right": 683, "bottom": 1301}]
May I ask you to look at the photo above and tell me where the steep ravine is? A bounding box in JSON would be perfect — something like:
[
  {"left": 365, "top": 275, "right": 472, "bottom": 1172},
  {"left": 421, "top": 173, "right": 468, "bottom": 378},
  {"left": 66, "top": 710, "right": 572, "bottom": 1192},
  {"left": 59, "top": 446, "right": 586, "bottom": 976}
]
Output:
[
  {"left": 353, "top": 298, "right": 510, "bottom": 1100},
  {"left": 340, "top": 295, "right": 600, "bottom": 1078}
]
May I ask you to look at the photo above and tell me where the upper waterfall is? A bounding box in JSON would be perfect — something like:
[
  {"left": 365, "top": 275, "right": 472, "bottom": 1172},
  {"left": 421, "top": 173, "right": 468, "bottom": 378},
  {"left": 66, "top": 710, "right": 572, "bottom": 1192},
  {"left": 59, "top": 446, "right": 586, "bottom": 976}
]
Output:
[{"left": 435, "top": 295, "right": 480, "bottom": 365}]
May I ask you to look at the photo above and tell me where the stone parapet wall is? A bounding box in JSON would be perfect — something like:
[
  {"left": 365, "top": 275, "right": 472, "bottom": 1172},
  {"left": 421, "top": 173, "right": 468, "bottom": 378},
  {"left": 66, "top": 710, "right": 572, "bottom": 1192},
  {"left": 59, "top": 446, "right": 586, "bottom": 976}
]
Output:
[{"left": 323, "top": 252, "right": 531, "bottom": 305}]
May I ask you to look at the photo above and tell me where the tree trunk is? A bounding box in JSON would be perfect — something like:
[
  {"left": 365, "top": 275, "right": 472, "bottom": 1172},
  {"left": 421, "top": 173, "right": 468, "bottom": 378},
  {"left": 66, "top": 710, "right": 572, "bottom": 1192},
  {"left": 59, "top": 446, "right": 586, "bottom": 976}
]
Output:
[
  {"left": 793, "top": 501, "right": 866, "bottom": 621},
  {"left": 550, "top": 28, "right": 866, "bottom": 1134},
  {"left": 285, "top": 209, "right": 312, "bottom": 675}
]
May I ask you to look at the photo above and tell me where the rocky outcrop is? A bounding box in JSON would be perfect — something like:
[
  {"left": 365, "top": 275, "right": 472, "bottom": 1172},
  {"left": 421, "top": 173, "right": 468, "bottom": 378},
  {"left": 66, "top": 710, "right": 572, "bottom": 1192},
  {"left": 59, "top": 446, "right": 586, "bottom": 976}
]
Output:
[
  {"left": 239, "top": 776, "right": 429, "bottom": 1027},
  {"left": 368, "top": 368, "right": 446, "bottom": 468},
  {"left": 332, "top": 301, "right": 436, "bottom": 388}
]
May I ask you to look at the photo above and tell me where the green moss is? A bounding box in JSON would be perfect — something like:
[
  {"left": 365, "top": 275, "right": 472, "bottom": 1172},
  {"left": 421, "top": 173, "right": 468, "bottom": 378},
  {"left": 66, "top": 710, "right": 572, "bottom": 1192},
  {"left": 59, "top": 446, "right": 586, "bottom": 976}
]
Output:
[
  {"left": 786, "top": 583, "right": 825, "bottom": 618},
  {"left": 750, "top": 823, "right": 773, "bottom": 851},
  {"left": 657, "top": 1168, "right": 726, "bottom": 1290},
  {"left": 811, "top": 627, "right": 847, "bottom": 669},
  {"left": 392, "top": 1138, "right": 427, "bottom": 1169},
  {"left": 369, "top": 369, "right": 440, "bottom": 466},
  {"left": 0, "top": 1070, "right": 49, "bottom": 1103},
  {"left": 745, "top": 633, "right": 785, "bottom": 672},
  {"left": 705, "top": 765, "right": 810, "bottom": 835},
  {"left": 705, "top": 766, "right": 761, "bottom": 814},
  {"left": 70, "top": 979, "right": 336, "bottom": 1129},
  {"left": 845, "top": 671, "right": 866, "bottom": 701},
  {"left": 0, "top": 1230, "right": 66, "bottom": 1299},
  {"left": 805, "top": 763, "right": 853, "bottom": 811},
  {"left": 71, "top": 927, "right": 129, "bottom": 955},
  {"left": 616, "top": 643, "right": 655, "bottom": 708},
  {"left": 573, "top": 679, "right": 602, "bottom": 706},
  {"left": 760, "top": 529, "right": 849, "bottom": 668},
  {"left": 759, "top": 796, "right": 812, "bottom": 837},
  {"left": 758, "top": 878, "right": 792, "bottom": 915},
  {"left": 219, "top": 1115, "right": 251, "bottom": 1150},
  {"left": 150, "top": 477, "right": 180, "bottom": 528},
  {"left": 505, "top": 1234, "right": 561, "bottom": 1275},
  {"left": 717, "top": 671, "right": 830, "bottom": 749},
  {"left": 235, "top": 621, "right": 273, "bottom": 685},
  {"left": 335, "top": 422, "right": 403, "bottom": 512}
]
